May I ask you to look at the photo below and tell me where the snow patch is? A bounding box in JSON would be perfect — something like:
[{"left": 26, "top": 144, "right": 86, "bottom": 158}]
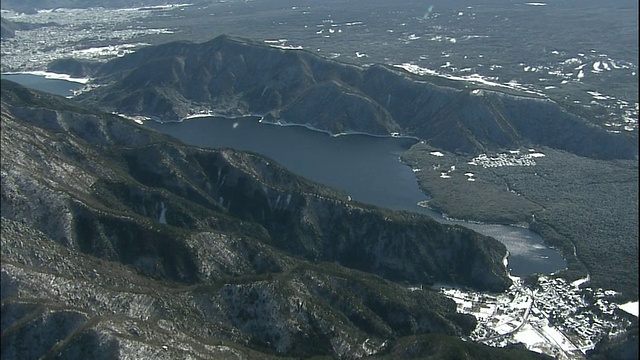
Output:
[
  {"left": 571, "top": 274, "right": 590, "bottom": 288},
  {"left": 394, "top": 63, "right": 546, "bottom": 98},
  {"left": 540, "top": 324, "right": 578, "bottom": 352},
  {"left": 618, "top": 301, "right": 639, "bottom": 317},
  {"left": 112, "top": 113, "right": 150, "bottom": 124},
  {"left": 158, "top": 201, "right": 167, "bottom": 224},
  {"left": 592, "top": 61, "right": 603, "bottom": 72},
  {"left": 513, "top": 326, "right": 547, "bottom": 349},
  {"left": 3, "top": 70, "right": 90, "bottom": 84}
]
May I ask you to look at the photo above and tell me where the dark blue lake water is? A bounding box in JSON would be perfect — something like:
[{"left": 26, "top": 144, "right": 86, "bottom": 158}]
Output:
[{"left": 4, "top": 73, "right": 567, "bottom": 277}]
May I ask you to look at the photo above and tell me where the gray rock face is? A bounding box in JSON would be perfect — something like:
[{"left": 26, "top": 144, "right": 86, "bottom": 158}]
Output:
[
  {"left": 1, "top": 80, "right": 514, "bottom": 358},
  {"left": 78, "top": 35, "right": 637, "bottom": 160}
]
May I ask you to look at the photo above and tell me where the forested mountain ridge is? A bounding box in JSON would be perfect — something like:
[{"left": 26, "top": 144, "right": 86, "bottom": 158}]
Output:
[
  {"left": 76, "top": 35, "right": 638, "bottom": 160},
  {"left": 0, "top": 80, "right": 554, "bottom": 358}
]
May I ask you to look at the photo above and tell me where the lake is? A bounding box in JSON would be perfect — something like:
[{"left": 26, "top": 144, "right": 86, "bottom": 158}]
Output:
[
  {"left": 1, "top": 73, "right": 86, "bottom": 97},
  {"left": 146, "top": 116, "right": 567, "bottom": 277},
  {"left": 3, "top": 73, "right": 567, "bottom": 277}
]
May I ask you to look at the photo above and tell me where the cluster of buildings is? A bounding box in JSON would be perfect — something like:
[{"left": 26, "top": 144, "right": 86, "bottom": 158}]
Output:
[
  {"left": 423, "top": 149, "right": 545, "bottom": 182},
  {"left": 440, "top": 275, "right": 634, "bottom": 359},
  {"left": 468, "top": 150, "right": 546, "bottom": 168},
  {"left": 1, "top": 6, "right": 176, "bottom": 71}
]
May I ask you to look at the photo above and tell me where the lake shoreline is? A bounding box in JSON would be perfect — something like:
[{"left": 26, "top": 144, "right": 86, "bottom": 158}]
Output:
[{"left": 4, "top": 73, "right": 568, "bottom": 277}]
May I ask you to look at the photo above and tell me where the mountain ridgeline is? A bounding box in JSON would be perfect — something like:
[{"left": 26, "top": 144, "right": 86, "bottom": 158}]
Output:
[
  {"left": 0, "top": 80, "right": 548, "bottom": 358},
  {"left": 76, "top": 35, "right": 638, "bottom": 160}
]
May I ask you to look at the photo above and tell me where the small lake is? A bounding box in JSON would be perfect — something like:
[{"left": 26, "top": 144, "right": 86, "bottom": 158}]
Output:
[{"left": 4, "top": 73, "right": 567, "bottom": 277}]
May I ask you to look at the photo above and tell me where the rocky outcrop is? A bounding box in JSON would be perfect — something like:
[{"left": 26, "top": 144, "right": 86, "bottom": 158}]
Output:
[
  {"left": 1, "top": 80, "right": 520, "bottom": 358},
  {"left": 78, "top": 35, "right": 637, "bottom": 160}
]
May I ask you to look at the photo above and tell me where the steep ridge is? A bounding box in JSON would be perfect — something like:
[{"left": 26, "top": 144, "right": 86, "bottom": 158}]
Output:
[
  {"left": 0, "top": 80, "right": 539, "bottom": 358},
  {"left": 78, "top": 35, "right": 638, "bottom": 160},
  {"left": 1, "top": 79, "right": 509, "bottom": 291}
]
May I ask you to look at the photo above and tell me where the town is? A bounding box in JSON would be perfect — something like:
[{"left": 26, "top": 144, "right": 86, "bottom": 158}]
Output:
[
  {"left": 1, "top": 5, "right": 183, "bottom": 72},
  {"left": 438, "top": 274, "right": 636, "bottom": 359}
]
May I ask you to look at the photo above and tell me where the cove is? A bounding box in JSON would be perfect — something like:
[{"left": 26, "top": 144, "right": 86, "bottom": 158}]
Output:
[
  {"left": 1, "top": 73, "right": 86, "bottom": 97},
  {"left": 146, "top": 116, "right": 567, "bottom": 277}
]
